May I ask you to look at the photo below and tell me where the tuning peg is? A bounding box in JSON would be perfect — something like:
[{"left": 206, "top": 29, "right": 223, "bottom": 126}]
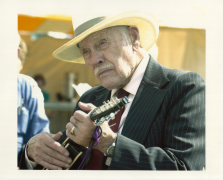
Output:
[
  {"left": 110, "top": 112, "right": 115, "bottom": 120},
  {"left": 100, "top": 117, "right": 105, "bottom": 123},
  {"left": 100, "top": 106, "right": 105, "bottom": 112},
  {"left": 105, "top": 103, "right": 110, "bottom": 109}
]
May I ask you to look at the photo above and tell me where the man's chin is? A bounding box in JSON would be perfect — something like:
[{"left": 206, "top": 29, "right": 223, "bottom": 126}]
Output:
[
  {"left": 101, "top": 84, "right": 116, "bottom": 90},
  {"left": 99, "top": 77, "right": 126, "bottom": 90},
  {"left": 101, "top": 82, "right": 118, "bottom": 90},
  {"left": 101, "top": 81, "right": 125, "bottom": 90}
]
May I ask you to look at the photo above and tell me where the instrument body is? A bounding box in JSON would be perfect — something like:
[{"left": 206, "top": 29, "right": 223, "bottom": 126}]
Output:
[{"left": 58, "top": 130, "right": 90, "bottom": 170}]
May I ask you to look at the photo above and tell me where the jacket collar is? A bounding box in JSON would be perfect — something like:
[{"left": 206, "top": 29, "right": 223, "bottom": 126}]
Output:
[{"left": 143, "top": 55, "right": 170, "bottom": 88}]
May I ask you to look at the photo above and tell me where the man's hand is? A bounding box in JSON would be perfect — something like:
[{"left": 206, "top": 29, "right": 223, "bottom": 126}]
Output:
[
  {"left": 66, "top": 102, "right": 116, "bottom": 154},
  {"left": 27, "top": 132, "right": 72, "bottom": 170}
]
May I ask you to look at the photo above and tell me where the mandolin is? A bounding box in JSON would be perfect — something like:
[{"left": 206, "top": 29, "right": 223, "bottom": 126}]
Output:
[{"left": 35, "top": 96, "right": 129, "bottom": 170}]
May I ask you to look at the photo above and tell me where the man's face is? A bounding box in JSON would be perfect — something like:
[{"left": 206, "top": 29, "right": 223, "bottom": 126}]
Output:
[{"left": 78, "top": 27, "right": 138, "bottom": 90}]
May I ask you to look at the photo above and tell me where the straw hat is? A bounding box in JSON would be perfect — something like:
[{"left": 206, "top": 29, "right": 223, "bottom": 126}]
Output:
[{"left": 53, "top": 11, "right": 159, "bottom": 64}]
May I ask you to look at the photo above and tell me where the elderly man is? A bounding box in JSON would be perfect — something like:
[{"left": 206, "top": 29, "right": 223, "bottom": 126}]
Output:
[{"left": 22, "top": 11, "right": 205, "bottom": 170}]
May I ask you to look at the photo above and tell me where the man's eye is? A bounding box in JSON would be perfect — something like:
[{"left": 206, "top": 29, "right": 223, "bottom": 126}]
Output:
[
  {"left": 100, "top": 41, "right": 107, "bottom": 45},
  {"left": 83, "top": 50, "right": 89, "bottom": 54}
]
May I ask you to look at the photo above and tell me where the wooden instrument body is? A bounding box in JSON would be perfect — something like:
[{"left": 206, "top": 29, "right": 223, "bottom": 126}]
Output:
[{"left": 58, "top": 130, "right": 91, "bottom": 170}]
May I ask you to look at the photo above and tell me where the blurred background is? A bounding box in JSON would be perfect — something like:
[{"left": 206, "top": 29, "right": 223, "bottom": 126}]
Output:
[{"left": 17, "top": 3, "right": 206, "bottom": 133}]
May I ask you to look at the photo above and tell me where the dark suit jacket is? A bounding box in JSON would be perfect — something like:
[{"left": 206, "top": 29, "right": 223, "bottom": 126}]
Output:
[{"left": 74, "top": 55, "right": 205, "bottom": 170}]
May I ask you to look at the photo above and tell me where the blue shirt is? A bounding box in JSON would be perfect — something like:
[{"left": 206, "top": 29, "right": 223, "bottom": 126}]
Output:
[{"left": 17, "top": 74, "right": 50, "bottom": 158}]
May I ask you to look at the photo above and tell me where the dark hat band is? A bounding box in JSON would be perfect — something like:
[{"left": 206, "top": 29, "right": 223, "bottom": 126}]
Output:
[{"left": 74, "top": 16, "right": 107, "bottom": 37}]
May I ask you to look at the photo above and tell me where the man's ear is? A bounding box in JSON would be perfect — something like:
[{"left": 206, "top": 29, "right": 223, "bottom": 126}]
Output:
[{"left": 128, "top": 26, "right": 140, "bottom": 51}]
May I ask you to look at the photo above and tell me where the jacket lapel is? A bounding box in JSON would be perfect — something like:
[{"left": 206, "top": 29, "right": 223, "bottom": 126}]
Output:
[{"left": 122, "top": 56, "right": 170, "bottom": 144}]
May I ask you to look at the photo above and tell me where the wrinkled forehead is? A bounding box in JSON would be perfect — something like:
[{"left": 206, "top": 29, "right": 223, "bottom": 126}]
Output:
[{"left": 78, "top": 28, "right": 112, "bottom": 48}]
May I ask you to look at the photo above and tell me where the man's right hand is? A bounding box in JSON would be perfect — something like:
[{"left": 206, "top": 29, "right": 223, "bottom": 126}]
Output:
[{"left": 27, "top": 132, "right": 72, "bottom": 170}]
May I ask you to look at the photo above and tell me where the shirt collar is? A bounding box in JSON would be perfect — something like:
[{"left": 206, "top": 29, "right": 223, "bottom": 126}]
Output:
[{"left": 111, "top": 54, "right": 149, "bottom": 97}]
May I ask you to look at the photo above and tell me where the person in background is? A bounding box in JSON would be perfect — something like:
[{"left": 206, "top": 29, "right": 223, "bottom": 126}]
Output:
[
  {"left": 17, "top": 35, "right": 50, "bottom": 168},
  {"left": 33, "top": 74, "right": 50, "bottom": 102},
  {"left": 22, "top": 11, "right": 205, "bottom": 170}
]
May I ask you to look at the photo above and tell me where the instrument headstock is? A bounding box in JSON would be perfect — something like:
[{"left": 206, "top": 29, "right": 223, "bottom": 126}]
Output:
[{"left": 90, "top": 96, "right": 130, "bottom": 126}]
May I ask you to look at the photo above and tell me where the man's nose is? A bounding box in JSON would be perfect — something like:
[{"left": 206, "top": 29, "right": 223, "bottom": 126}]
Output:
[{"left": 90, "top": 50, "right": 104, "bottom": 65}]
